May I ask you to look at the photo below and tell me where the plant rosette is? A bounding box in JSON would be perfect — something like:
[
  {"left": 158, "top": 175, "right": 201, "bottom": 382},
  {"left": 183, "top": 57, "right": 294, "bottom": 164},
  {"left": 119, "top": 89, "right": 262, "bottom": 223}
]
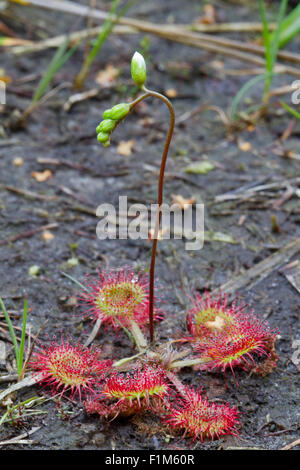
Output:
[
  {"left": 29, "top": 336, "right": 112, "bottom": 399},
  {"left": 78, "top": 267, "right": 163, "bottom": 330}
]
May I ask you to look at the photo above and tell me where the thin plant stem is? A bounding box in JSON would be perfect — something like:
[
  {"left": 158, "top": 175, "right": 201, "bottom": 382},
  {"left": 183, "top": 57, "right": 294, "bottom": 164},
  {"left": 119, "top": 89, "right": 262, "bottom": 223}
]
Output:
[
  {"left": 20, "top": 319, "right": 48, "bottom": 380},
  {"left": 18, "top": 298, "right": 28, "bottom": 378},
  {"left": 32, "top": 36, "right": 77, "bottom": 104},
  {"left": 74, "top": 0, "right": 120, "bottom": 89},
  {"left": 169, "top": 357, "right": 209, "bottom": 369},
  {"left": 113, "top": 350, "right": 146, "bottom": 369},
  {"left": 114, "top": 318, "right": 136, "bottom": 346},
  {"left": 129, "top": 87, "right": 175, "bottom": 344},
  {"left": 128, "top": 319, "right": 147, "bottom": 351},
  {"left": 61, "top": 271, "right": 91, "bottom": 292}
]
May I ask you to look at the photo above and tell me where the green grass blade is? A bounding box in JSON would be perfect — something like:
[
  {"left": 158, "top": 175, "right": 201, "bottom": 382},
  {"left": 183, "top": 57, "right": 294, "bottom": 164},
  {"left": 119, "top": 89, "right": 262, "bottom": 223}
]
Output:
[
  {"left": 75, "top": 0, "right": 136, "bottom": 88},
  {"left": 32, "top": 37, "right": 78, "bottom": 103},
  {"left": 271, "top": 4, "right": 300, "bottom": 48},
  {"left": 230, "top": 73, "right": 270, "bottom": 120},
  {"left": 32, "top": 39, "right": 69, "bottom": 103},
  {"left": 281, "top": 101, "right": 300, "bottom": 120},
  {"left": 87, "top": 0, "right": 137, "bottom": 67},
  {"left": 270, "top": 0, "right": 288, "bottom": 65},
  {"left": 0, "top": 297, "right": 19, "bottom": 367},
  {"left": 258, "top": 0, "right": 288, "bottom": 101},
  {"left": 258, "top": 0, "right": 272, "bottom": 71},
  {"left": 18, "top": 298, "right": 28, "bottom": 375},
  {"left": 85, "top": 0, "right": 121, "bottom": 69},
  {"left": 61, "top": 271, "right": 91, "bottom": 292}
]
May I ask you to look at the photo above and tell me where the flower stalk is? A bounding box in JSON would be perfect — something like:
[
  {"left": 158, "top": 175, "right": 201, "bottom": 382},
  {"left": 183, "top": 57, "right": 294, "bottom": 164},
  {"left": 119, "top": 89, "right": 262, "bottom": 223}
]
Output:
[{"left": 96, "top": 54, "right": 175, "bottom": 344}]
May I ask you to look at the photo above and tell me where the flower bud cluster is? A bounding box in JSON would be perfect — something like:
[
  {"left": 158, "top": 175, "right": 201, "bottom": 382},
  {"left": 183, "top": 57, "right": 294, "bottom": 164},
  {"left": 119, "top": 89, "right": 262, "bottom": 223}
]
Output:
[{"left": 96, "top": 103, "right": 131, "bottom": 147}]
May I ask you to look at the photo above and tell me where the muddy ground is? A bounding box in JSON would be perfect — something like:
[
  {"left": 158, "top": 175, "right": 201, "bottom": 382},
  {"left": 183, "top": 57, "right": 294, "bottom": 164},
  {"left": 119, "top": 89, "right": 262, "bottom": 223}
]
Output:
[{"left": 0, "top": 0, "right": 299, "bottom": 450}]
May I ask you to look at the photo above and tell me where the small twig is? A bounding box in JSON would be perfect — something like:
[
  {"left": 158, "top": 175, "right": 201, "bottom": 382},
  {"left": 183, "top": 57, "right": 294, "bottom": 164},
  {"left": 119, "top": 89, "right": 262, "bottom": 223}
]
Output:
[
  {"left": 0, "top": 223, "right": 59, "bottom": 247},
  {"left": 0, "top": 426, "right": 41, "bottom": 447},
  {"left": 213, "top": 237, "right": 300, "bottom": 299},
  {"left": 21, "top": 82, "right": 72, "bottom": 122},
  {"left": 84, "top": 318, "right": 102, "bottom": 347},
  {"left": 113, "top": 351, "right": 146, "bottom": 369},
  {"left": 36, "top": 157, "right": 90, "bottom": 171},
  {"left": 63, "top": 88, "right": 100, "bottom": 112},
  {"left": 177, "top": 103, "right": 230, "bottom": 128},
  {"left": 280, "top": 438, "right": 300, "bottom": 450},
  {"left": 169, "top": 357, "right": 209, "bottom": 369},
  {"left": 4, "top": 185, "right": 58, "bottom": 202},
  {"left": 272, "top": 185, "right": 295, "bottom": 210},
  {"left": 185, "top": 22, "right": 278, "bottom": 33},
  {"left": 0, "top": 373, "right": 43, "bottom": 402},
  {"left": 11, "top": 25, "right": 136, "bottom": 55},
  {"left": 0, "top": 374, "right": 19, "bottom": 384},
  {"left": 214, "top": 177, "right": 300, "bottom": 203},
  {"left": 57, "top": 185, "right": 90, "bottom": 205}
]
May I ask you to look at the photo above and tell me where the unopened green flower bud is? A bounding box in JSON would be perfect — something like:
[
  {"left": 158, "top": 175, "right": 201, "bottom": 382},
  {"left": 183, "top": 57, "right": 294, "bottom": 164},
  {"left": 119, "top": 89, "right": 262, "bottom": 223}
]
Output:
[
  {"left": 102, "top": 140, "right": 111, "bottom": 148},
  {"left": 103, "top": 103, "right": 130, "bottom": 121},
  {"left": 96, "top": 119, "right": 116, "bottom": 133},
  {"left": 131, "top": 51, "right": 147, "bottom": 87},
  {"left": 102, "top": 108, "right": 113, "bottom": 120},
  {"left": 97, "top": 131, "right": 110, "bottom": 143}
]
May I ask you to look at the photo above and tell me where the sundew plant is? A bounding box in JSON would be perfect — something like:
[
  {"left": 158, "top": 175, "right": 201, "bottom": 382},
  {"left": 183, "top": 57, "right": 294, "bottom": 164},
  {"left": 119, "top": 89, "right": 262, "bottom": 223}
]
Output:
[{"left": 19, "top": 52, "right": 280, "bottom": 444}]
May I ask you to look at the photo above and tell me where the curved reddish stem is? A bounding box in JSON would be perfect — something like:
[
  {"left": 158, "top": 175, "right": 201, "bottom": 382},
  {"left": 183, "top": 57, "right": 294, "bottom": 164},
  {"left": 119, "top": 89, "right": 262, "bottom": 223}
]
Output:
[{"left": 129, "top": 88, "right": 175, "bottom": 343}]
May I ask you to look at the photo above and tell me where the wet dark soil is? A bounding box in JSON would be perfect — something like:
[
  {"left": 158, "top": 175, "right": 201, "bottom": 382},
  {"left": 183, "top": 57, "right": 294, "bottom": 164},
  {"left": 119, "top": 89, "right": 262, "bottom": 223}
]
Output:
[{"left": 0, "top": 0, "right": 299, "bottom": 450}]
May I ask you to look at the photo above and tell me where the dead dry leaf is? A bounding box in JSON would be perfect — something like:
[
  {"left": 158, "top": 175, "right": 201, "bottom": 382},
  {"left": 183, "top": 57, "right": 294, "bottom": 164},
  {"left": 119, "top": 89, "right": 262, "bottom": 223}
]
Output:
[
  {"left": 238, "top": 141, "right": 252, "bottom": 152},
  {"left": 196, "top": 4, "right": 216, "bottom": 24},
  {"left": 117, "top": 139, "right": 135, "bottom": 157},
  {"left": 13, "top": 157, "right": 24, "bottom": 166},
  {"left": 0, "top": 68, "right": 12, "bottom": 83},
  {"left": 209, "top": 60, "right": 224, "bottom": 70},
  {"left": 171, "top": 194, "right": 195, "bottom": 210},
  {"left": 165, "top": 88, "right": 178, "bottom": 98},
  {"left": 42, "top": 230, "right": 55, "bottom": 242},
  {"left": 138, "top": 116, "right": 155, "bottom": 127},
  {"left": 31, "top": 170, "right": 52, "bottom": 182},
  {"left": 237, "top": 214, "right": 246, "bottom": 226},
  {"left": 95, "top": 64, "right": 119, "bottom": 86}
]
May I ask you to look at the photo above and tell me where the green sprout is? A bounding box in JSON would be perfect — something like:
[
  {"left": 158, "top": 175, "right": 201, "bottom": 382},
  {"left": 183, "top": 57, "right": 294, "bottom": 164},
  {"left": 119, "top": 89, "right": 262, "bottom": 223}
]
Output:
[
  {"left": 74, "top": 0, "right": 136, "bottom": 90},
  {"left": 0, "top": 297, "right": 28, "bottom": 380},
  {"left": 21, "top": 36, "right": 78, "bottom": 123},
  {"left": 230, "top": 0, "right": 290, "bottom": 120},
  {"left": 259, "top": 0, "right": 288, "bottom": 105}
]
